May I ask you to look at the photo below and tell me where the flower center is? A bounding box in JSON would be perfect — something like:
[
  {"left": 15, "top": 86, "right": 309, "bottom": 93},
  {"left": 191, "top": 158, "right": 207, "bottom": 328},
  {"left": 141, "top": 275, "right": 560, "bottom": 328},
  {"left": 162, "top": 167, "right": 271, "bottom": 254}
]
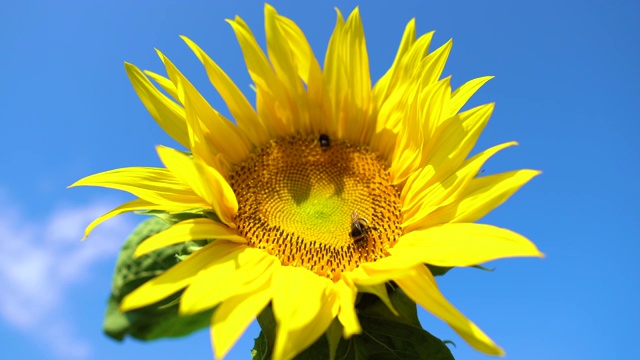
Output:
[{"left": 229, "top": 135, "right": 402, "bottom": 281}]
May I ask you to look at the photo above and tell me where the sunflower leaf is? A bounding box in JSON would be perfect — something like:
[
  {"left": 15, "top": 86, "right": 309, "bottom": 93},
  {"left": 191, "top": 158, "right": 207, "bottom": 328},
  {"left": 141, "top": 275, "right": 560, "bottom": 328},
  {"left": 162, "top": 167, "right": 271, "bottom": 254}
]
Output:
[
  {"left": 349, "top": 289, "right": 455, "bottom": 359},
  {"left": 251, "top": 331, "right": 269, "bottom": 360},
  {"left": 254, "top": 304, "right": 277, "bottom": 359},
  {"left": 427, "top": 264, "right": 452, "bottom": 276},
  {"left": 103, "top": 217, "right": 213, "bottom": 341},
  {"left": 326, "top": 318, "right": 344, "bottom": 360},
  {"left": 472, "top": 264, "right": 495, "bottom": 272}
]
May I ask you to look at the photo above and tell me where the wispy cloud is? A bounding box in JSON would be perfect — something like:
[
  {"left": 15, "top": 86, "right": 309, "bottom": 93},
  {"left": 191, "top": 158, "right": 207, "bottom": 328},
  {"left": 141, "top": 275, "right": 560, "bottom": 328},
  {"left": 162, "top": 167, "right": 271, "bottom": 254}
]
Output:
[{"left": 0, "top": 193, "right": 136, "bottom": 359}]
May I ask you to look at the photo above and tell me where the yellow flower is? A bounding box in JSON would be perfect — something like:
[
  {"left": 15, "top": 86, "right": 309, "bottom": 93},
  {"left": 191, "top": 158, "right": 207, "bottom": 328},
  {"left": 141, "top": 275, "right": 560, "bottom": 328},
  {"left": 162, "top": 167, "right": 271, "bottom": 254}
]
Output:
[{"left": 72, "top": 4, "right": 542, "bottom": 359}]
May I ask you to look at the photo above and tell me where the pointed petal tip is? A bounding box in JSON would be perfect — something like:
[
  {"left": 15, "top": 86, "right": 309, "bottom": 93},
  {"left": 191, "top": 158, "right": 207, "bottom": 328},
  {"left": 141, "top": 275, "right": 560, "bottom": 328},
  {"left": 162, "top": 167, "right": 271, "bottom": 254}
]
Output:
[
  {"left": 225, "top": 15, "right": 242, "bottom": 25},
  {"left": 155, "top": 144, "right": 170, "bottom": 153},
  {"left": 68, "top": 177, "right": 87, "bottom": 188},
  {"left": 123, "top": 62, "right": 141, "bottom": 75},
  {"left": 264, "top": 2, "right": 276, "bottom": 13},
  {"left": 520, "top": 169, "right": 543, "bottom": 179},
  {"left": 119, "top": 295, "right": 136, "bottom": 313},
  {"left": 132, "top": 247, "right": 145, "bottom": 258},
  {"left": 154, "top": 48, "right": 167, "bottom": 60},
  {"left": 345, "top": 6, "right": 362, "bottom": 25}
]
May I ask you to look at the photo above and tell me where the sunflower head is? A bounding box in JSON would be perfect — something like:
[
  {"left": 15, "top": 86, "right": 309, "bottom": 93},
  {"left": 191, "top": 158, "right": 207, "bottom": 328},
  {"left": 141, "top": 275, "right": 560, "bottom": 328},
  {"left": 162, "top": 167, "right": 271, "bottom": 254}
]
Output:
[
  {"left": 230, "top": 134, "right": 403, "bottom": 282},
  {"left": 72, "top": 4, "right": 542, "bottom": 359}
]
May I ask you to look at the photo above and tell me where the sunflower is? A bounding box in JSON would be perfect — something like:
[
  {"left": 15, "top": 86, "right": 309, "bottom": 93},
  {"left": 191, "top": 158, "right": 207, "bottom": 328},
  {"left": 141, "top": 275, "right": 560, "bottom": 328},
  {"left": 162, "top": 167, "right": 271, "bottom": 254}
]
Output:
[{"left": 72, "top": 4, "right": 542, "bottom": 359}]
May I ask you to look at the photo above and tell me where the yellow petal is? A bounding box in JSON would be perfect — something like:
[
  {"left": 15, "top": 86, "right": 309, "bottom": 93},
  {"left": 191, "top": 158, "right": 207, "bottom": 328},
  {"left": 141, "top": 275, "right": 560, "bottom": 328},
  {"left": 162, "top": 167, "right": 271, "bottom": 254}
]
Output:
[
  {"left": 323, "top": 8, "right": 346, "bottom": 136},
  {"left": 388, "top": 92, "right": 423, "bottom": 184},
  {"left": 376, "top": 29, "right": 433, "bottom": 118},
  {"left": 449, "top": 76, "right": 494, "bottom": 116},
  {"left": 124, "top": 62, "right": 190, "bottom": 148},
  {"left": 273, "top": 13, "right": 321, "bottom": 84},
  {"left": 134, "top": 218, "right": 246, "bottom": 257},
  {"left": 395, "top": 265, "right": 504, "bottom": 355},
  {"left": 347, "top": 256, "right": 417, "bottom": 286},
  {"left": 374, "top": 29, "right": 435, "bottom": 137},
  {"left": 391, "top": 223, "right": 543, "bottom": 267},
  {"left": 69, "top": 167, "right": 208, "bottom": 209},
  {"left": 180, "top": 35, "right": 270, "bottom": 147},
  {"left": 374, "top": 82, "right": 412, "bottom": 135},
  {"left": 81, "top": 198, "right": 163, "bottom": 240},
  {"left": 456, "top": 169, "right": 541, "bottom": 223},
  {"left": 420, "top": 77, "right": 452, "bottom": 140},
  {"left": 274, "top": 12, "right": 329, "bottom": 134},
  {"left": 373, "top": 18, "right": 416, "bottom": 108},
  {"left": 226, "top": 16, "right": 292, "bottom": 136},
  {"left": 180, "top": 248, "right": 275, "bottom": 315},
  {"left": 340, "top": 7, "right": 372, "bottom": 143},
  {"left": 403, "top": 141, "right": 518, "bottom": 230},
  {"left": 265, "top": 4, "right": 308, "bottom": 132},
  {"left": 398, "top": 31, "right": 434, "bottom": 80},
  {"left": 421, "top": 103, "right": 494, "bottom": 177},
  {"left": 418, "top": 39, "right": 452, "bottom": 89},
  {"left": 156, "top": 145, "right": 238, "bottom": 226},
  {"left": 336, "top": 278, "right": 361, "bottom": 338},
  {"left": 370, "top": 126, "right": 399, "bottom": 162},
  {"left": 120, "top": 242, "right": 221, "bottom": 311},
  {"left": 143, "top": 70, "right": 179, "bottom": 102},
  {"left": 272, "top": 267, "right": 338, "bottom": 360},
  {"left": 211, "top": 281, "right": 272, "bottom": 359},
  {"left": 157, "top": 50, "right": 251, "bottom": 165},
  {"left": 420, "top": 169, "right": 541, "bottom": 228}
]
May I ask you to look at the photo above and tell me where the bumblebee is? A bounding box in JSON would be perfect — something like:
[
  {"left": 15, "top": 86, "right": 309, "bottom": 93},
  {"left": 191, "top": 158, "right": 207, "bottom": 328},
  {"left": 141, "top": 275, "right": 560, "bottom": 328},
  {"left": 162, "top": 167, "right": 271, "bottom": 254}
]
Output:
[
  {"left": 319, "top": 134, "right": 330, "bottom": 148},
  {"left": 349, "top": 211, "right": 372, "bottom": 244}
]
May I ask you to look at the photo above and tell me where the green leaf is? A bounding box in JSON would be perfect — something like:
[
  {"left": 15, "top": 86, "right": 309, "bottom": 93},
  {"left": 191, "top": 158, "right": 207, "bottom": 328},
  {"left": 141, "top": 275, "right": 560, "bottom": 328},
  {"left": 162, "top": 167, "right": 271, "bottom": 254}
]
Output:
[
  {"left": 427, "top": 264, "right": 495, "bottom": 277},
  {"left": 103, "top": 217, "right": 213, "bottom": 341},
  {"left": 352, "top": 289, "right": 454, "bottom": 359},
  {"left": 326, "top": 318, "right": 344, "bottom": 360},
  {"left": 251, "top": 331, "right": 269, "bottom": 360},
  {"left": 253, "top": 304, "right": 276, "bottom": 359},
  {"left": 427, "top": 264, "right": 452, "bottom": 277},
  {"left": 471, "top": 264, "right": 494, "bottom": 272}
]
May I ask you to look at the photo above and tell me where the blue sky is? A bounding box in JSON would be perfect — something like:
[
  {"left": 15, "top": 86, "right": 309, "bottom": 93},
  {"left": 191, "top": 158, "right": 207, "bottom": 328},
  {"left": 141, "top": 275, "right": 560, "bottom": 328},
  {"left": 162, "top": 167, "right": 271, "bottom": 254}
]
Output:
[{"left": 1, "top": 0, "right": 638, "bottom": 359}]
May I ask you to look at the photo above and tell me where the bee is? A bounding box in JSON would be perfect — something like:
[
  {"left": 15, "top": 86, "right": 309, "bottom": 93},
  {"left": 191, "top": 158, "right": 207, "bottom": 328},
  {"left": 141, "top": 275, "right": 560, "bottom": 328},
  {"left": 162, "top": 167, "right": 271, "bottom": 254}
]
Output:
[
  {"left": 349, "top": 211, "right": 372, "bottom": 244},
  {"left": 319, "top": 134, "right": 330, "bottom": 148}
]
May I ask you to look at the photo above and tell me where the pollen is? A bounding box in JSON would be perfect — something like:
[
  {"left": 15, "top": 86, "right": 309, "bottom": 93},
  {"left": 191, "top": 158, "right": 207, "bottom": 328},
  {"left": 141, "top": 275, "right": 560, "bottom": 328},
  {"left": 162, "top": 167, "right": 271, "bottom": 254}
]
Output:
[{"left": 229, "top": 135, "right": 403, "bottom": 281}]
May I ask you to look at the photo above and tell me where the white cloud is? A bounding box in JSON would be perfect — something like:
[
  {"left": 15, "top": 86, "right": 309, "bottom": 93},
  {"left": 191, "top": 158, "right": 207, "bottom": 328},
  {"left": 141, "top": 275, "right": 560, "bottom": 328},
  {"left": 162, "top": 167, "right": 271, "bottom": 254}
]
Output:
[{"left": 0, "top": 195, "right": 136, "bottom": 359}]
